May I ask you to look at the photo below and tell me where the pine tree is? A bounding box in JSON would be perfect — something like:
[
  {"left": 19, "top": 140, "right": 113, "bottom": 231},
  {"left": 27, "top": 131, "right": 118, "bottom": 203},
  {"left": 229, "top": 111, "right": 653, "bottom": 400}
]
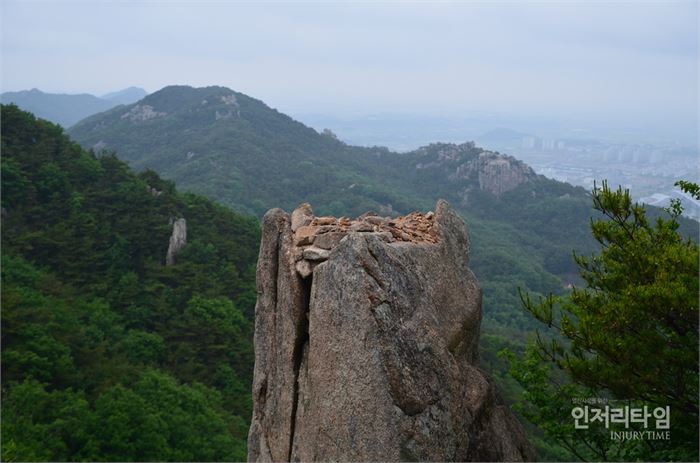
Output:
[{"left": 505, "top": 181, "right": 699, "bottom": 461}]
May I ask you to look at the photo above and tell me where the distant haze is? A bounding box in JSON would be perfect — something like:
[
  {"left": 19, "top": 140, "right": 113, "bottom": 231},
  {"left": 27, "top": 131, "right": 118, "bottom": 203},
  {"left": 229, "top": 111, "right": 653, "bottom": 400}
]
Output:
[{"left": 1, "top": 1, "right": 697, "bottom": 143}]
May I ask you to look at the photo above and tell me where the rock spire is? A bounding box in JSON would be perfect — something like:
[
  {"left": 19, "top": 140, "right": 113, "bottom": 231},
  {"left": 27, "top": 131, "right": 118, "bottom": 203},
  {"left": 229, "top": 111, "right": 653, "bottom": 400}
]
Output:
[{"left": 247, "top": 200, "right": 534, "bottom": 462}]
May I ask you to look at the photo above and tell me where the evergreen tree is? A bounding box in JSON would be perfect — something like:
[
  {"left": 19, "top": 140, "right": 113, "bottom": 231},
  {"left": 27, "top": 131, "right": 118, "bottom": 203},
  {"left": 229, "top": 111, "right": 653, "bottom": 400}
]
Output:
[{"left": 505, "top": 181, "right": 699, "bottom": 461}]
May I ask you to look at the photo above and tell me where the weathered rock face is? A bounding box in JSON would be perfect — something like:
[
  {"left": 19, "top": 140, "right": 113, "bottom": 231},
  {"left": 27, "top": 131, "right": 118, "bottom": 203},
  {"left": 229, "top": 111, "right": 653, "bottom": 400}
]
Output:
[
  {"left": 414, "top": 142, "right": 537, "bottom": 199},
  {"left": 247, "top": 200, "right": 534, "bottom": 462},
  {"left": 475, "top": 153, "right": 534, "bottom": 197},
  {"left": 120, "top": 104, "right": 166, "bottom": 122},
  {"left": 165, "top": 218, "right": 187, "bottom": 266}
]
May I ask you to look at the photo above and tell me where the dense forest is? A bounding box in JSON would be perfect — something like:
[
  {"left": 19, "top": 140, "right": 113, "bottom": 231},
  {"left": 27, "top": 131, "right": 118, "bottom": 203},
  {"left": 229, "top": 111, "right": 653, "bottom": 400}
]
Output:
[{"left": 1, "top": 105, "right": 259, "bottom": 461}]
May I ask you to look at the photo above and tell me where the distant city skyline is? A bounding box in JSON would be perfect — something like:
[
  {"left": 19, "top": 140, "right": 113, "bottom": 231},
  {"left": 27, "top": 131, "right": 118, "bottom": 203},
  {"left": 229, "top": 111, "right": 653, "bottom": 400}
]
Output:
[{"left": 2, "top": 1, "right": 698, "bottom": 143}]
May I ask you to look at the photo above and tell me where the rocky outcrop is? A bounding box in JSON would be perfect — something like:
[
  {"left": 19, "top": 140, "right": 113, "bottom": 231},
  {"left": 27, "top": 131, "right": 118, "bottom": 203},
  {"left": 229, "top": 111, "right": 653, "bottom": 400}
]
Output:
[
  {"left": 415, "top": 143, "right": 537, "bottom": 198},
  {"left": 165, "top": 218, "right": 187, "bottom": 266},
  {"left": 120, "top": 104, "right": 166, "bottom": 122},
  {"left": 474, "top": 153, "right": 534, "bottom": 197},
  {"left": 247, "top": 200, "right": 534, "bottom": 462}
]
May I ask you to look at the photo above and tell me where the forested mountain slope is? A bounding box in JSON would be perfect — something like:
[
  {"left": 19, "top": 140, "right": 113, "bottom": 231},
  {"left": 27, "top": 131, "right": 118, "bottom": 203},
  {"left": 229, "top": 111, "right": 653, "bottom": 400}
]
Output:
[{"left": 1, "top": 104, "right": 259, "bottom": 461}]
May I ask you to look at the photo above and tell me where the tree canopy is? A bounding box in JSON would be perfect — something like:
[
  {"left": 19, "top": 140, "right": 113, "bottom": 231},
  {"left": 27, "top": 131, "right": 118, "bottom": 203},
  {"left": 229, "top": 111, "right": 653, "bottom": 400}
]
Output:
[
  {"left": 1, "top": 104, "right": 259, "bottom": 461},
  {"left": 505, "top": 181, "right": 699, "bottom": 461}
]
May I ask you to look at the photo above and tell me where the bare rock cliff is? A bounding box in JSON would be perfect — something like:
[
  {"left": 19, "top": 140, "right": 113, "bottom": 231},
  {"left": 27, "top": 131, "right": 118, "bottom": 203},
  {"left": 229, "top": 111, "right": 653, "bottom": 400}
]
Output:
[
  {"left": 247, "top": 200, "right": 534, "bottom": 462},
  {"left": 415, "top": 142, "right": 537, "bottom": 199}
]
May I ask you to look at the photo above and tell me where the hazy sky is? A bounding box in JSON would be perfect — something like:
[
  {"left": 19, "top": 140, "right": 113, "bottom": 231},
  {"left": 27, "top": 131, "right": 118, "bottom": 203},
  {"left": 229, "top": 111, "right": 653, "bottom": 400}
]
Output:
[{"left": 1, "top": 1, "right": 698, "bottom": 133}]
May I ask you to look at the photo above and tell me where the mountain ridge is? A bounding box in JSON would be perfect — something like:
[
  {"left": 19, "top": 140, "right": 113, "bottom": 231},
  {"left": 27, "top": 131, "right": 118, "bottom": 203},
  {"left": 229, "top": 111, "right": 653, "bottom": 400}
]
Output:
[
  {"left": 101, "top": 86, "right": 148, "bottom": 105},
  {"left": 67, "top": 85, "right": 696, "bottom": 347},
  {"left": 68, "top": 85, "right": 548, "bottom": 217},
  {"left": 1, "top": 87, "right": 148, "bottom": 127}
]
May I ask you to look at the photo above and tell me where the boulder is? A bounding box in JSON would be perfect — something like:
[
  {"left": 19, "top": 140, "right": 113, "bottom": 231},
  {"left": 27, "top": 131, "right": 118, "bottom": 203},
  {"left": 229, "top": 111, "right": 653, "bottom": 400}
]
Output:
[
  {"left": 302, "top": 246, "right": 331, "bottom": 261},
  {"left": 294, "top": 226, "right": 316, "bottom": 246},
  {"left": 348, "top": 221, "right": 374, "bottom": 232},
  {"left": 291, "top": 203, "right": 314, "bottom": 232},
  {"left": 295, "top": 260, "right": 313, "bottom": 279}
]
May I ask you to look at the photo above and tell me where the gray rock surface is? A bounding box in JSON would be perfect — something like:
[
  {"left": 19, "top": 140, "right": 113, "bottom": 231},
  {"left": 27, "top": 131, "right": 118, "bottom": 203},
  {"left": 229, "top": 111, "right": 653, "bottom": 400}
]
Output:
[
  {"left": 248, "top": 200, "right": 534, "bottom": 462},
  {"left": 302, "top": 246, "right": 330, "bottom": 261},
  {"left": 312, "top": 232, "right": 346, "bottom": 250},
  {"left": 165, "top": 217, "right": 187, "bottom": 266}
]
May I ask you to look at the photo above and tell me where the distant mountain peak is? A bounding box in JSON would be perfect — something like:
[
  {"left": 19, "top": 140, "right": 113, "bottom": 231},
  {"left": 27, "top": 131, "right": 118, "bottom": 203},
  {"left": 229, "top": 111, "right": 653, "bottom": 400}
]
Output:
[
  {"left": 1, "top": 88, "right": 115, "bottom": 127},
  {"left": 101, "top": 86, "right": 148, "bottom": 105},
  {"left": 132, "top": 85, "right": 242, "bottom": 115},
  {"left": 0, "top": 86, "right": 149, "bottom": 127}
]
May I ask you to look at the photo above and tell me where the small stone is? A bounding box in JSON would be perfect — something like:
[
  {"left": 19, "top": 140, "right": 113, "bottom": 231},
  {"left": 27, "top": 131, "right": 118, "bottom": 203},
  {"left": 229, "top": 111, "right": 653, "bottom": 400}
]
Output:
[
  {"left": 349, "top": 221, "right": 374, "bottom": 232},
  {"left": 295, "top": 259, "right": 313, "bottom": 278},
  {"left": 313, "top": 216, "right": 337, "bottom": 226},
  {"left": 295, "top": 226, "right": 316, "bottom": 246},
  {"left": 291, "top": 203, "right": 314, "bottom": 231},
  {"left": 314, "top": 232, "right": 347, "bottom": 250},
  {"left": 303, "top": 246, "right": 331, "bottom": 261},
  {"left": 364, "top": 216, "right": 387, "bottom": 226},
  {"left": 389, "top": 228, "right": 403, "bottom": 239},
  {"left": 425, "top": 211, "right": 434, "bottom": 219},
  {"left": 315, "top": 225, "right": 336, "bottom": 234}
]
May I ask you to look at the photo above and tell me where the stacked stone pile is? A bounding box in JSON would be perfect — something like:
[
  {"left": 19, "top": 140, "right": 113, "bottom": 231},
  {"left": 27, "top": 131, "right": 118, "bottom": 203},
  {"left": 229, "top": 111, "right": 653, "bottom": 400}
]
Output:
[{"left": 291, "top": 203, "right": 440, "bottom": 278}]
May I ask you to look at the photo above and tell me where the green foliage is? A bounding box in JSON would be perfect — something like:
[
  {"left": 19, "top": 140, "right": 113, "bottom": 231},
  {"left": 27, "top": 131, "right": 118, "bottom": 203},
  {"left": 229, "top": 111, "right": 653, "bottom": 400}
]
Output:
[
  {"left": 2, "top": 373, "right": 246, "bottom": 462},
  {"left": 501, "top": 346, "right": 614, "bottom": 461},
  {"left": 675, "top": 179, "right": 700, "bottom": 200},
  {"left": 88, "top": 371, "right": 246, "bottom": 462},
  {"left": 506, "top": 181, "right": 699, "bottom": 461},
  {"left": 1, "top": 104, "right": 259, "bottom": 461},
  {"left": 2, "top": 380, "right": 93, "bottom": 461}
]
